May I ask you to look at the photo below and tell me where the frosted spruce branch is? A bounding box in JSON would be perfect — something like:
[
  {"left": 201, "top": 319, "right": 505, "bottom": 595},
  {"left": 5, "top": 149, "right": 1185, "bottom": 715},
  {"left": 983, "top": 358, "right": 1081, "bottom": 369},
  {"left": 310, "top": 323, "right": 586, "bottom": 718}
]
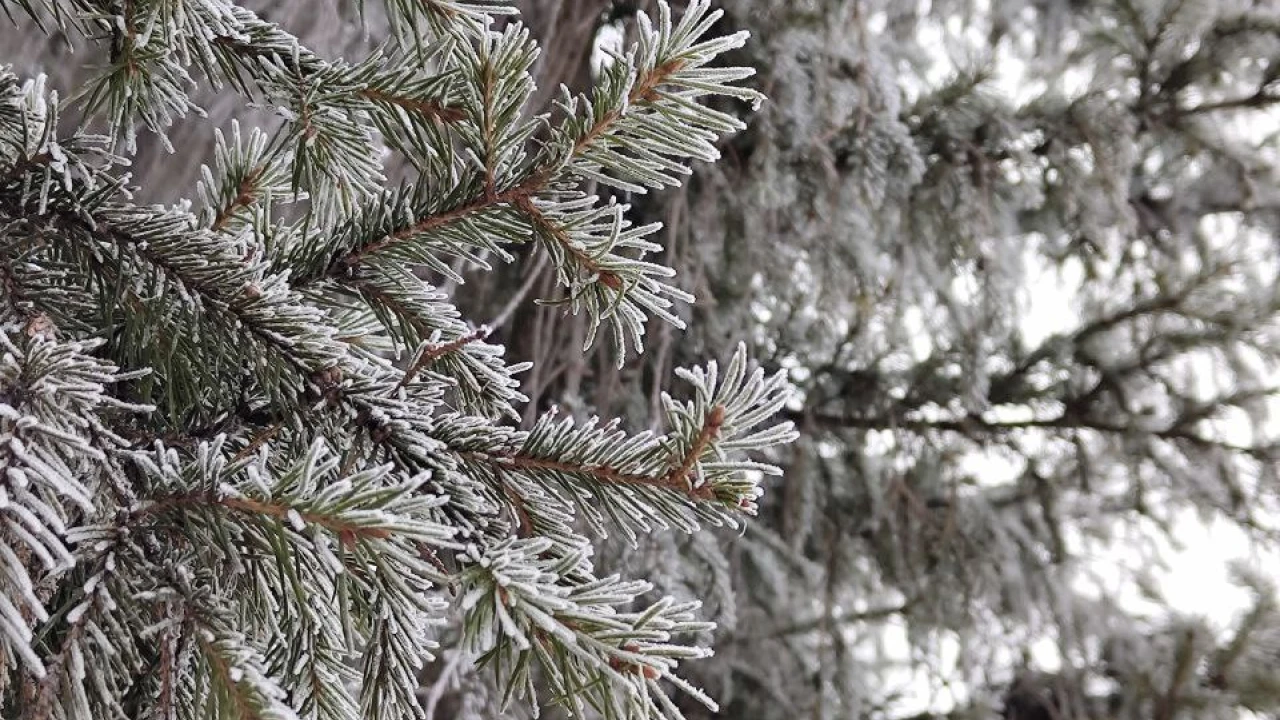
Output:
[
  {"left": 295, "top": 0, "right": 762, "bottom": 359},
  {"left": 0, "top": 2, "right": 793, "bottom": 718}
]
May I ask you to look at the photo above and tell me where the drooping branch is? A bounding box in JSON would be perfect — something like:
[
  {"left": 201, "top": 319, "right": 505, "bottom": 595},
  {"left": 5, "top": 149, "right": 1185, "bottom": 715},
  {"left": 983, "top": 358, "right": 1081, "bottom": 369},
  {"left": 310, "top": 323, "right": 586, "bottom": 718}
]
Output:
[{"left": 794, "top": 408, "right": 1280, "bottom": 458}]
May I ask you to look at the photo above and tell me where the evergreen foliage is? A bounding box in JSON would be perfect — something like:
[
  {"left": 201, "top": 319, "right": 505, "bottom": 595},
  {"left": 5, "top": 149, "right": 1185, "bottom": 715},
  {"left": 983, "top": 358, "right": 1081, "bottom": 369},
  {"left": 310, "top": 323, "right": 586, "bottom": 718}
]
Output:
[
  {"left": 0, "top": 1, "right": 796, "bottom": 718},
  {"left": 375, "top": 2, "right": 1280, "bottom": 718},
  {"left": 8, "top": 0, "right": 1280, "bottom": 719}
]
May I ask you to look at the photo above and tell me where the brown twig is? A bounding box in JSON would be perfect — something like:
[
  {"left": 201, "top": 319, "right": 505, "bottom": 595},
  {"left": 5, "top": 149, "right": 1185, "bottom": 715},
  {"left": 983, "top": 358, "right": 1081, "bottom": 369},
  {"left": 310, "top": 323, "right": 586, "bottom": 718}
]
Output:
[
  {"left": 336, "top": 181, "right": 544, "bottom": 273},
  {"left": 231, "top": 423, "right": 281, "bottom": 461},
  {"left": 198, "top": 634, "right": 263, "bottom": 719},
  {"left": 359, "top": 88, "right": 466, "bottom": 123},
  {"left": 465, "top": 404, "right": 728, "bottom": 502},
  {"left": 394, "top": 326, "right": 490, "bottom": 392},
  {"left": 659, "top": 404, "right": 725, "bottom": 492},
  {"left": 465, "top": 451, "right": 702, "bottom": 494},
  {"left": 514, "top": 195, "right": 622, "bottom": 289},
  {"left": 210, "top": 165, "right": 265, "bottom": 232}
]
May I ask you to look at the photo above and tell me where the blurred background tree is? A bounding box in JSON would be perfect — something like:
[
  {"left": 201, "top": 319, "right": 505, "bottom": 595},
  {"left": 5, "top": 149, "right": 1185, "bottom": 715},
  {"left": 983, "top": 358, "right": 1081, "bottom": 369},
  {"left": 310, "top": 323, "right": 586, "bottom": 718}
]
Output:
[{"left": 7, "top": 0, "right": 1280, "bottom": 718}]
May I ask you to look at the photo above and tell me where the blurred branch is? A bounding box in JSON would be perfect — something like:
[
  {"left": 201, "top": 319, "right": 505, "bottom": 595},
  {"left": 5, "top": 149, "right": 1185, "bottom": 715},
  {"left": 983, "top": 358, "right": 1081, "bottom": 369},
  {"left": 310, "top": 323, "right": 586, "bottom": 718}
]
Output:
[
  {"left": 729, "top": 601, "right": 912, "bottom": 643},
  {"left": 792, "top": 408, "right": 1280, "bottom": 459}
]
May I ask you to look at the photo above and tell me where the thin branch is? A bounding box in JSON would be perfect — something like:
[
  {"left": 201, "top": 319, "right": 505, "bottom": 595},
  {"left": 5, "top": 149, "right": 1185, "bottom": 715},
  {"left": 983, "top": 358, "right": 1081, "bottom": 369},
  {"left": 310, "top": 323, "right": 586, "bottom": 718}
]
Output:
[
  {"left": 155, "top": 622, "right": 183, "bottom": 720},
  {"left": 1153, "top": 627, "right": 1198, "bottom": 720},
  {"left": 139, "top": 491, "right": 393, "bottom": 542},
  {"left": 24, "top": 544, "right": 122, "bottom": 720},
  {"left": 231, "top": 423, "right": 281, "bottom": 461},
  {"left": 514, "top": 195, "right": 622, "bottom": 289},
  {"left": 751, "top": 601, "right": 911, "bottom": 642},
  {"left": 394, "top": 326, "right": 490, "bottom": 392},
  {"left": 210, "top": 164, "right": 265, "bottom": 232},
  {"left": 333, "top": 180, "right": 542, "bottom": 275},
  {"left": 499, "top": 480, "right": 534, "bottom": 537},
  {"left": 26, "top": 623, "right": 85, "bottom": 720},
  {"left": 661, "top": 404, "right": 725, "bottom": 491},
  {"left": 463, "top": 404, "right": 729, "bottom": 501},
  {"left": 197, "top": 634, "right": 264, "bottom": 720},
  {"left": 420, "top": 648, "right": 468, "bottom": 720},
  {"left": 795, "top": 409, "right": 1278, "bottom": 457},
  {"left": 0, "top": 193, "right": 323, "bottom": 378},
  {"left": 487, "top": 251, "right": 549, "bottom": 329},
  {"left": 1180, "top": 91, "right": 1280, "bottom": 116},
  {"left": 359, "top": 88, "right": 466, "bottom": 123},
  {"left": 462, "top": 450, "right": 712, "bottom": 499}
]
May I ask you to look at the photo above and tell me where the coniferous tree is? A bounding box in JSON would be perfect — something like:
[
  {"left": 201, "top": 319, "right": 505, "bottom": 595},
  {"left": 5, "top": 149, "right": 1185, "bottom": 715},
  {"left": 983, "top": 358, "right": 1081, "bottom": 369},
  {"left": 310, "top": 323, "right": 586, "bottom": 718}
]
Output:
[
  {"left": 9, "top": 1, "right": 1280, "bottom": 719},
  {"left": 0, "top": 1, "right": 797, "bottom": 719},
  {"left": 392, "top": 2, "right": 1280, "bottom": 718}
]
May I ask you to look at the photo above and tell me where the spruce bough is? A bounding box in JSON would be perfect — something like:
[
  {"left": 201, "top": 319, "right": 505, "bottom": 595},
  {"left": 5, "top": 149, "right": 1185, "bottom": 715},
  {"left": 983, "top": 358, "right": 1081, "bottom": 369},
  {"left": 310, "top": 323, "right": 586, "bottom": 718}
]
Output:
[{"left": 0, "top": 1, "right": 796, "bottom": 718}]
